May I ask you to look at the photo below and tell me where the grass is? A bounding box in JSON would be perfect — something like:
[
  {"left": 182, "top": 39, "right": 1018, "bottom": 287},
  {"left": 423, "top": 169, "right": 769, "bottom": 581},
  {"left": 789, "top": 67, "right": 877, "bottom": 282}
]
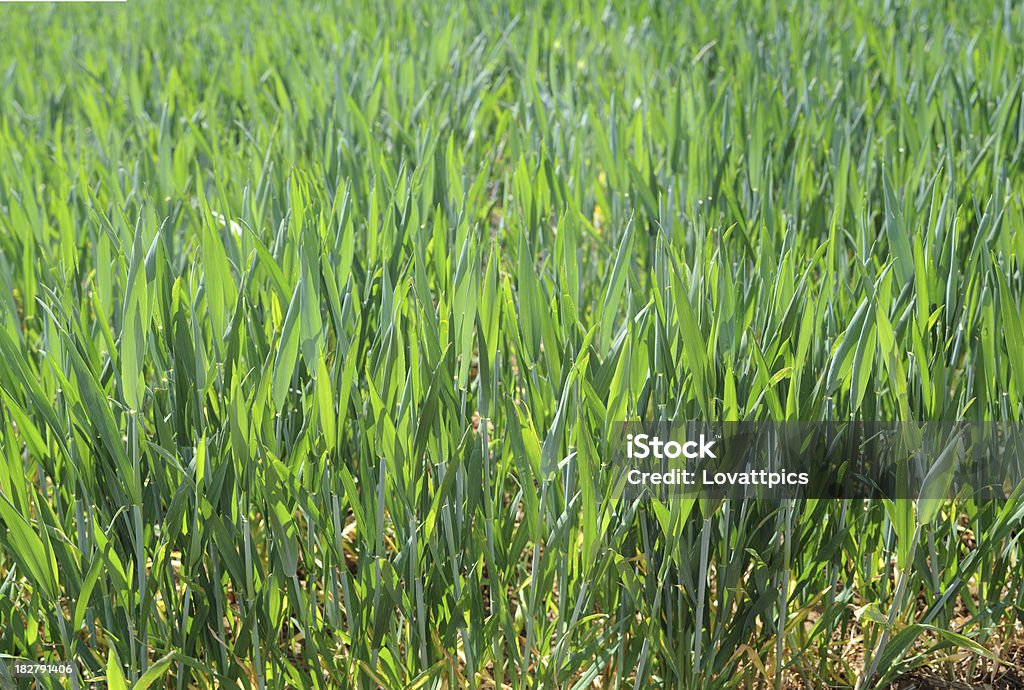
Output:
[{"left": 0, "top": 0, "right": 1022, "bottom": 687}]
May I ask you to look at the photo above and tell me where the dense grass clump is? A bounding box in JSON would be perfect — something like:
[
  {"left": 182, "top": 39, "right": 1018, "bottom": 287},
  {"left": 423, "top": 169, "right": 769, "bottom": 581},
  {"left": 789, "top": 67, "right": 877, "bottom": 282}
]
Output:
[{"left": 0, "top": 1, "right": 1022, "bottom": 687}]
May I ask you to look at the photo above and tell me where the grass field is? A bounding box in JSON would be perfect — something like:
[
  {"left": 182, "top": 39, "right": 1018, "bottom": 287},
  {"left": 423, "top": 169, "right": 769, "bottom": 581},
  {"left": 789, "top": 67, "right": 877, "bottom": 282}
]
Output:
[{"left": 1, "top": 0, "right": 1023, "bottom": 688}]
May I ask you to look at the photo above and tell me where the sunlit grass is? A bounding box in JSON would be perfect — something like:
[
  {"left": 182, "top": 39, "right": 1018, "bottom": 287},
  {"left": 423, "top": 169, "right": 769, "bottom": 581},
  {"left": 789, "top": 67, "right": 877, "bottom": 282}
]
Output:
[{"left": 0, "top": 1, "right": 1022, "bottom": 688}]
